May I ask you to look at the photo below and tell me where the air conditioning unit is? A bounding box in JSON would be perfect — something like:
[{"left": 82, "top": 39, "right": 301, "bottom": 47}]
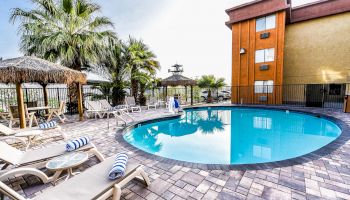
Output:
[
  {"left": 260, "top": 64, "right": 269, "bottom": 71},
  {"left": 259, "top": 96, "right": 268, "bottom": 102},
  {"left": 260, "top": 32, "right": 270, "bottom": 39}
]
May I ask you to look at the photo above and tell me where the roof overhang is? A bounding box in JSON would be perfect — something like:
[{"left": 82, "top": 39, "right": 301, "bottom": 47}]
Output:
[{"left": 225, "top": 0, "right": 290, "bottom": 28}]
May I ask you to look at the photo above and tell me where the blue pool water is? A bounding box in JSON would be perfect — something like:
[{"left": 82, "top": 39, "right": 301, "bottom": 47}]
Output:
[{"left": 123, "top": 107, "right": 341, "bottom": 165}]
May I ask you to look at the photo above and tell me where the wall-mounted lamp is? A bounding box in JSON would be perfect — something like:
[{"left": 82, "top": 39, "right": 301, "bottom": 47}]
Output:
[{"left": 240, "top": 48, "right": 246, "bottom": 54}]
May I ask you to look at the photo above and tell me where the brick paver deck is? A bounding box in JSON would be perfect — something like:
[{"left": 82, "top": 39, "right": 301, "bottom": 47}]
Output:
[{"left": 2, "top": 105, "right": 350, "bottom": 200}]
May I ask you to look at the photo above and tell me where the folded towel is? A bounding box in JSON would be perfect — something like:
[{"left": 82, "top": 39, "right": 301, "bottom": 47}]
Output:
[
  {"left": 39, "top": 121, "right": 57, "bottom": 129},
  {"left": 66, "top": 136, "right": 90, "bottom": 152},
  {"left": 174, "top": 99, "right": 180, "bottom": 108},
  {"left": 108, "top": 153, "right": 129, "bottom": 180}
]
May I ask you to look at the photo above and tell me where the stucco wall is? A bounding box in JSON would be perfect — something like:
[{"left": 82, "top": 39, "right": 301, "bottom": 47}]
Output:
[{"left": 283, "top": 12, "right": 350, "bottom": 84}]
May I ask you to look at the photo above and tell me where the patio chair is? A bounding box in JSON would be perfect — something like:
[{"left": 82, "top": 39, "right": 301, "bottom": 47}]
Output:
[
  {"left": 125, "top": 97, "right": 141, "bottom": 113},
  {"left": 85, "top": 100, "right": 105, "bottom": 119},
  {"left": 47, "top": 101, "right": 67, "bottom": 123},
  {"left": 147, "top": 97, "right": 158, "bottom": 110},
  {"left": 0, "top": 141, "right": 105, "bottom": 183},
  {"left": 0, "top": 156, "right": 149, "bottom": 200},
  {"left": 9, "top": 105, "right": 38, "bottom": 128},
  {"left": 99, "top": 99, "right": 134, "bottom": 121},
  {"left": 86, "top": 101, "right": 130, "bottom": 126}
]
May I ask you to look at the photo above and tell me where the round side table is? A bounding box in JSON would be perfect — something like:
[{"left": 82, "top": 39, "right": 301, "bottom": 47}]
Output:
[{"left": 46, "top": 151, "right": 88, "bottom": 185}]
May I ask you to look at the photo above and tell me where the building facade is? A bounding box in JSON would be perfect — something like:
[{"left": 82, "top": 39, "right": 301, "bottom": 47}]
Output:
[{"left": 226, "top": 0, "right": 350, "bottom": 107}]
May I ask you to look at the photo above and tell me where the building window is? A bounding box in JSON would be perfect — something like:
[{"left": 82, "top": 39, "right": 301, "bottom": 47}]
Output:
[
  {"left": 255, "top": 48, "right": 274, "bottom": 63},
  {"left": 255, "top": 80, "right": 274, "bottom": 94},
  {"left": 256, "top": 14, "right": 276, "bottom": 32},
  {"left": 329, "top": 84, "right": 342, "bottom": 95}
]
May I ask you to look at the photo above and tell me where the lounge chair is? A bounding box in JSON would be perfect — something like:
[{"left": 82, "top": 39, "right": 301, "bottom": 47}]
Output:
[
  {"left": 0, "top": 123, "right": 67, "bottom": 149},
  {"left": 99, "top": 99, "right": 134, "bottom": 121},
  {"left": 0, "top": 156, "right": 150, "bottom": 200},
  {"left": 125, "top": 97, "right": 141, "bottom": 113},
  {"left": 147, "top": 97, "right": 158, "bottom": 110},
  {"left": 85, "top": 100, "right": 105, "bottom": 119},
  {"left": 0, "top": 141, "right": 105, "bottom": 183},
  {"left": 47, "top": 101, "right": 67, "bottom": 123},
  {"left": 86, "top": 101, "right": 131, "bottom": 126}
]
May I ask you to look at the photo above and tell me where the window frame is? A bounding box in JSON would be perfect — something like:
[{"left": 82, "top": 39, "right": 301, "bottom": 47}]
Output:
[
  {"left": 256, "top": 14, "right": 276, "bottom": 32},
  {"left": 254, "top": 80, "right": 274, "bottom": 94},
  {"left": 255, "top": 48, "right": 275, "bottom": 63}
]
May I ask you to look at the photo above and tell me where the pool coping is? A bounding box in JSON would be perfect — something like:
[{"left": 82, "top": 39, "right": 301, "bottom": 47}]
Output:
[{"left": 115, "top": 105, "right": 350, "bottom": 170}]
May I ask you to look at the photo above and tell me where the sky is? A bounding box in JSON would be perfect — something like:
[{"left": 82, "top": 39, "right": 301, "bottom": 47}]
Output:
[{"left": 0, "top": 0, "right": 318, "bottom": 84}]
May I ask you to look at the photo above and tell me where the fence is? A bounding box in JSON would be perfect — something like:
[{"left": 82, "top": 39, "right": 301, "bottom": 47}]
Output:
[
  {"left": 0, "top": 84, "right": 347, "bottom": 114},
  {"left": 231, "top": 84, "right": 347, "bottom": 109},
  {"left": 0, "top": 86, "right": 105, "bottom": 114}
]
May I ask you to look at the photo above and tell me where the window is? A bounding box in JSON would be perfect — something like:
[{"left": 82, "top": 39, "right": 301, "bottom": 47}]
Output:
[
  {"left": 329, "top": 84, "right": 342, "bottom": 95},
  {"left": 255, "top": 48, "right": 274, "bottom": 63},
  {"left": 254, "top": 80, "right": 274, "bottom": 94},
  {"left": 256, "top": 14, "right": 276, "bottom": 32}
]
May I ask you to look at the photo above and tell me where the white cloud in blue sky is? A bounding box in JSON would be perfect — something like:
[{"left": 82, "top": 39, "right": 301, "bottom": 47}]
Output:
[{"left": 0, "top": 0, "right": 318, "bottom": 83}]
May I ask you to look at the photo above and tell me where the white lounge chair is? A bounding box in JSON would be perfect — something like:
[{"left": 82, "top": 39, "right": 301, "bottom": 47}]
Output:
[
  {"left": 99, "top": 99, "right": 134, "bottom": 121},
  {"left": 86, "top": 101, "right": 131, "bottom": 126},
  {"left": 0, "top": 123, "right": 67, "bottom": 150},
  {"left": 125, "top": 97, "right": 141, "bottom": 113},
  {"left": 147, "top": 97, "right": 158, "bottom": 110},
  {"left": 85, "top": 100, "right": 105, "bottom": 119},
  {"left": 0, "top": 157, "right": 150, "bottom": 200},
  {"left": 47, "top": 101, "right": 67, "bottom": 123},
  {"left": 0, "top": 141, "right": 104, "bottom": 183}
]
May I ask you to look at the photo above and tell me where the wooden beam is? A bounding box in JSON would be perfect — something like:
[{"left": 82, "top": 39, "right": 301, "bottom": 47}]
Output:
[
  {"left": 77, "top": 83, "right": 84, "bottom": 121},
  {"left": 42, "top": 84, "right": 49, "bottom": 114},
  {"left": 15, "top": 83, "right": 26, "bottom": 128}
]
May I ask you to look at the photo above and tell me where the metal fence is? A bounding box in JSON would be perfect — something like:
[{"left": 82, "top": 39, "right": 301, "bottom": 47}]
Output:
[
  {"left": 231, "top": 84, "right": 347, "bottom": 109},
  {"left": 0, "top": 86, "right": 105, "bottom": 114},
  {"left": 0, "top": 84, "right": 347, "bottom": 114}
]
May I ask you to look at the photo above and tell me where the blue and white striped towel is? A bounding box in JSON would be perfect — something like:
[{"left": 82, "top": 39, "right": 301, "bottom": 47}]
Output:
[
  {"left": 39, "top": 121, "right": 57, "bottom": 129},
  {"left": 108, "top": 153, "right": 129, "bottom": 180},
  {"left": 66, "top": 136, "right": 90, "bottom": 152}
]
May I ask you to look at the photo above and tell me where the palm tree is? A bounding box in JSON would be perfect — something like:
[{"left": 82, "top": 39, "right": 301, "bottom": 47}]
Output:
[
  {"left": 197, "top": 75, "right": 226, "bottom": 103},
  {"left": 124, "top": 37, "right": 160, "bottom": 104},
  {"left": 98, "top": 41, "right": 129, "bottom": 105},
  {"left": 10, "top": 0, "right": 116, "bottom": 71},
  {"left": 10, "top": 0, "right": 116, "bottom": 111}
]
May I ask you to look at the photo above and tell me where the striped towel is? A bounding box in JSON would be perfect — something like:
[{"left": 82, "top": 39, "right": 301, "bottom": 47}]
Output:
[
  {"left": 108, "top": 153, "right": 129, "bottom": 180},
  {"left": 39, "top": 121, "right": 57, "bottom": 129},
  {"left": 66, "top": 136, "right": 90, "bottom": 152}
]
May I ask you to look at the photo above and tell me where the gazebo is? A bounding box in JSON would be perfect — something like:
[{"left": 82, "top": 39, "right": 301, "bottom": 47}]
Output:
[
  {"left": 0, "top": 56, "right": 87, "bottom": 128},
  {"left": 161, "top": 64, "right": 196, "bottom": 105}
]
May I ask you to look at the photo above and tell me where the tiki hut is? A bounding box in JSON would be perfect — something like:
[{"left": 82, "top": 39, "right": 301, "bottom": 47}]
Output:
[
  {"left": 0, "top": 56, "right": 87, "bottom": 128},
  {"left": 161, "top": 64, "right": 197, "bottom": 105}
]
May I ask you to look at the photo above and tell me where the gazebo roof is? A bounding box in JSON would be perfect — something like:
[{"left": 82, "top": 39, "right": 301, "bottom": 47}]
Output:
[
  {"left": 161, "top": 74, "right": 196, "bottom": 86},
  {"left": 0, "top": 56, "right": 87, "bottom": 84}
]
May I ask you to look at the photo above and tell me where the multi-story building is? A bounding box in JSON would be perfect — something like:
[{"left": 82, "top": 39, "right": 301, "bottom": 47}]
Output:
[{"left": 225, "top": 0, "right": 350, "bottom": 107}]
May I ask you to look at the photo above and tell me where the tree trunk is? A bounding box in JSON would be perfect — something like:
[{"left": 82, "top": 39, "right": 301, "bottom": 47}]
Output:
[
  {"left": 131, "top": 68, "right": 139, "bottom": 103},
  {"left": 139, "top": 83, "right": 146, "bottom": 106},
  {"left": 207, "top": 89, "right": 213, "bottom": 103}
]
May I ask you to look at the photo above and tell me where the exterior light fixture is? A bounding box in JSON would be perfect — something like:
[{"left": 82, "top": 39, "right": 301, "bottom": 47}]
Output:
[{"left": 240, "top": 48, "right": 246, "bottom": 54}]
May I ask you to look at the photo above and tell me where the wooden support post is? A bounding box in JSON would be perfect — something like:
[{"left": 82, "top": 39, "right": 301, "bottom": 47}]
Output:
[
  {"left": 16, "top": 83, "right": 26, "bottom": 129},
  {"left": 165, "top": 86, "right": 168, "bottom": 99},
  {"left": 42, "top": 84, "right": 49, "bottom": 114},
  {"left": 77, "top": 83, "right": 84, "bottom": 121},
  {"left": 190, "top": 86, "right": 193, "bottom": 105}
]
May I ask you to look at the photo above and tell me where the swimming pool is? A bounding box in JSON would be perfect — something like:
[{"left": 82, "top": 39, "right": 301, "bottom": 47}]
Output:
[{"left": 123, "top": 107, "right": 341, "bottom": 165}]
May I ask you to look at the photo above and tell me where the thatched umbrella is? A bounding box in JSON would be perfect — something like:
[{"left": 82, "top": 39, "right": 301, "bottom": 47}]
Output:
[
  {"left": 0, "top": 56, "right": 87, "bottom": 128},
  {"left": 161, "top": 64, "right": 197, "bottom": 105}
]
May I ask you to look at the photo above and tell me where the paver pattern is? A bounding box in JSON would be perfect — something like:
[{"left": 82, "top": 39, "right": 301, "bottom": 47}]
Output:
[{"left": 2, "top": 105, "right": 350, "bottom": 200}]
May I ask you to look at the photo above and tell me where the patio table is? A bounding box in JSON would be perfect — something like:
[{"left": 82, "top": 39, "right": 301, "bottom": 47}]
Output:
[
  {"left": 27, "top": 106, "right": 52, "bottom": 122},
  {"left": 46, "top": 152, "right": 89, "bottom": 185}
]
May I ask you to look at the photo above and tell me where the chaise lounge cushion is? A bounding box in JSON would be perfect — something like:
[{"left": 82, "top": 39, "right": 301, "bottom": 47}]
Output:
[{"left": 33, "top": 157, "right": 139, "bottom": 200}]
